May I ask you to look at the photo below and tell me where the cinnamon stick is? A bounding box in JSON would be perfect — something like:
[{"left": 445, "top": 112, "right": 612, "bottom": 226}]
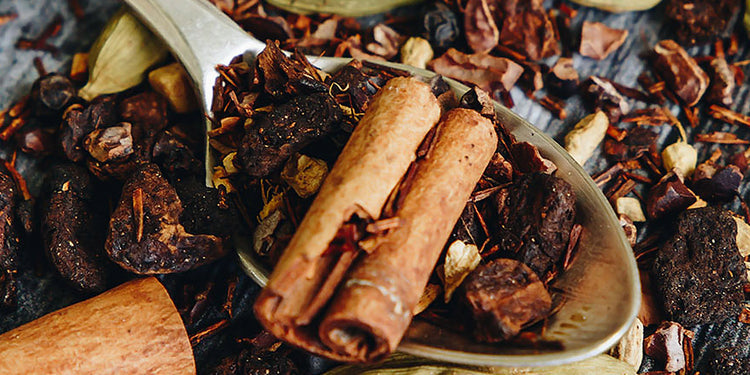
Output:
[
  {"left": 0, "top": 277, "right": 194, "bottom": 374},
  {"left": 254, "top": 77, "right": 440, "bottom": 360},
  {"left": 319, "top": 108, "right": 497, "bottom": 362}
]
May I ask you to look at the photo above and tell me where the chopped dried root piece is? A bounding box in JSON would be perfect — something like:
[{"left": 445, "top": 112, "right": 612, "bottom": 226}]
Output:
[
  {"left": 443, "top": 240, "right": 482, "bottom": 302},
  {"left": 616, "top": 197, "right": 646, "bottom": 222},
  {"left": 609, "top": 318, "right": 644, "bottom": 370},
  {"left": 280, "top": 154, "right": 328, "bottom": 199},
  {"left": 564, "top": 111, "right": 609, "bottom": 165}
]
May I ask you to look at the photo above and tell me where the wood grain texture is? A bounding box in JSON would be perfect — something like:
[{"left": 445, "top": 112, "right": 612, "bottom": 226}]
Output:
[{"left": 0, "top": 277, "right": 195, "bottom": 374}]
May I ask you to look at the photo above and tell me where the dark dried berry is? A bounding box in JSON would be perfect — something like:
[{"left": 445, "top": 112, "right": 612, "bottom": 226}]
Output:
[
  {"left": 31, "top": 73, "right": 75, "bottom": 118},
  {"left": 421, "top": 2, "right": 460, "bottom": 51},
  {"left": 15, "top": 122, "right": 56, "bottom": 157}
]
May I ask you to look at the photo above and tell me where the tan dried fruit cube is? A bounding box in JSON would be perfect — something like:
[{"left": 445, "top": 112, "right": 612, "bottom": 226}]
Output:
[
  {"left": 662, "top": 141, "right": 697, "bottom": 178},
  {"left": 148, "top": 62, "right": 199, "bottom": 114},
  {"left": 616, "top": 197, "right": 646, "bottom": 222},
  {"left": 400, "top": 37, "right": 433, "bottom": 70},
  {"left": 609, "top": 317, "right": 644, "bottom": 370},
  {"left": 70, "top": 53, "right": 89, "bottom": 82},
  {"left": 281, "top": 154, "right": 329, "bottom": 198},
  {"left": 733, "top": 216, "right": 750, "bottom": 258}
]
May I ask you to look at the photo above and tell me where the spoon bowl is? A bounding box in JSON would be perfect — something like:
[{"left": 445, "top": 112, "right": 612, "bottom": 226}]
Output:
[{"left": 123, "top": 0, "right": 640, "bottom": 367}]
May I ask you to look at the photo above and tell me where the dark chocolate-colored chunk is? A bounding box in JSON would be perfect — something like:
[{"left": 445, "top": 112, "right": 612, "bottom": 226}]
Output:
[
  {"left": 211, "top": 346, "right": 299, "bottom": 375},
  {"left": 692, "top": 165, "right": 743, "bottom": 202},
  {"left": 493, "top": 172, "right": 576, "bottom": 280},
  {"left": 105, "top": 164, "right": 227, "bottom": 274},
  {"left": 461, "top": 258, "right": 552, "bottom": 342},
  {"left": 646, "top": 170, "right": 697, "bottom": 220},
  {"left": 235, "top": 92, "right": 342, "bottom": 177},
  {"left": 547, "top": 57, "right": 579, "bottom": 97},
  {"left": 652, "top": 207, "right": 746, "bottom": 327},
  {"left": 421, "top": 2, "right": 460, "bottom": 51},
  {"left": 584, "top": 76, "right": 630, "bottom": 122},
  {"left": 604, "top": 126, "right": 657, "bottom": 163},
  {"left": 255, "top": 41, "right": 327, "bottom": 100},
  {"left": 31, "top": 73, "right": 75, "bottom": 118},
  {"left": 41, "top": 164, "right": 109, "bottom": 292},
  {"left": 652, "top": 40, "right": 709, "bottom": 107}
]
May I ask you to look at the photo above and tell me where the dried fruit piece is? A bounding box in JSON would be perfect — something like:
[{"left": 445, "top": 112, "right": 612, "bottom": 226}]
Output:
[
  {"left": 280, "top": 154, "right": 329, "bottom": 198},
  {"left": 79, "top": 9, "right": 167, "bottom": 101},
  {"left": 652, "top": 40, "right": 709, "bottom": 107},
  {"left": 616, "top": 197, "right": 646, "bottom": 222},
  {"left": 644, "top": 321, "right": 694, "bottom": 373},
  {"left": 653, "top": 207, "right": 746, "bottom": 326},
  {"left": 148, "top": 62, "right": 199, "bottom": 114},
  {"left": 564, "top": 111, "right": 609, "bottom": 165},
  {"left": 443, "top": 240, "right": 481, "bottom": 302},
  {"left": 579, "top": 21, "right": 628, "bottom": 60},
  {"left": 400, "top": 37, "right": 433, "bottom": 69},
  {"left": 609, "top": 318, "right": 644, "bottom": 370},
  {"left": 461, "top": 258, "right": 552, "bottom": 343}
]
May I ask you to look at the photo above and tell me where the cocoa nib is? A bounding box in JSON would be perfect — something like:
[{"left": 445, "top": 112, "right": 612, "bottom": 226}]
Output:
[
  {"left": 461, "top": 258, "right": 551, "bottom": 342},
  {"left": 510, "top": 142, "right": 557, "bottom": 174},
  {"left": 119, "top": 91, "right": 169, "bottom": 160},
  {"left": 105, "top": 164, "right": 227, "bottom": 274},
  {"left": 428, "top": 48, "right": 523, "bottom": 97},
  {"left": 706, "top": 57, "right": 736, "bottom": 106},
  {"left": 604, "top": 126, "right": 657, "bottom": 163},
  {"left": 41, "top": 164, "right": 109, "bottom": 293},
  {"left": 692, "top": 164, "right": 743, "bottom": 202},
  {"left": 646, "top": 170, "right": 697, "bottom": 220},
  {"left": 579, "top": 21, "right": 628, "bottom": 60},
  {"left": 584, "top": 76, "right": 630, "bottom": 122},
  {"left": 0, "top": 165, "right": 19, "bottom": 309},
  {"left": 665, "top": 0, "right": 741, "bottom": 46},
  {"left": 235, "top": 92, "right": 342, "bottom": 177},
  {"left": 83, "top": 122, "right": 133, "bottom": 163},
  {"left": 644, "top": 321, "right": 694, "bottom": 373},
  {"left": 652, "top": 40, "right": 709, "bottom": 107},
  {"left": 492, "top": 172, "right": 576, "bottom": 281},
  {"left": 652, "top": 207, "right": 746, "bottom": 327}
]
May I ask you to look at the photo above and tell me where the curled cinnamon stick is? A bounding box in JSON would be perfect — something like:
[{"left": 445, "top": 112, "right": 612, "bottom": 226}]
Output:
[
  {"left": 254, "top": 77, "right": 441, "bottom": 359},
  {"left": 319, "top": 108, "right": 497, "bottom": 362},
  {"left": 0, "top": 277, "right": 194, "bottom": 374}
]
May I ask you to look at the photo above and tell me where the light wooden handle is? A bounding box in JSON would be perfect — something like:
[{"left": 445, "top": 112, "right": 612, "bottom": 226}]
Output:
[{"left": 0, "top": 277, "right": 195, "bottom": 374}]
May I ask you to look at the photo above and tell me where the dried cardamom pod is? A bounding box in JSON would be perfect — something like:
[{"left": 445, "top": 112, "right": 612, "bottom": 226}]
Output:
[
  {"left": 79, "top": 8, "right": 168, "bottom": 101},
  {"left": 568, "top": 0, "right": 661, "bottom": 12},
  {"left": 266, "top": 0, "right": 425, "bottom": 17}
]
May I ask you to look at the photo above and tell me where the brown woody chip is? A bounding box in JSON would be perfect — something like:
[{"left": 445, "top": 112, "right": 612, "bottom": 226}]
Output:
[
  {"left": 652, "top": 40, "right": 709, "bottom": 107},
  {"left": 579, "top": 21, "right": 628, "bottom": 60},
  {"left": 644, "top": 321, "right": 694, "bottom": 373}
]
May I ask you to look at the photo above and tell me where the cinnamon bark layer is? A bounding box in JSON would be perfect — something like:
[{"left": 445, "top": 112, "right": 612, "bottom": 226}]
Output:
[
  {"left": 0, "top": 277, "right": 195, "bottom": 374},
  {"left": 254, "top": 77, "right": 441, "bottom": 360},
  {"left": 319, "top": 108, "right": 497, "bottom": 362}
]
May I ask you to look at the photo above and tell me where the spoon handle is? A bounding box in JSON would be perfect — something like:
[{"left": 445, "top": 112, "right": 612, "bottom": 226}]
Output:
[{"left": 122, "top": 0, "right": 266, "bottom": 111}]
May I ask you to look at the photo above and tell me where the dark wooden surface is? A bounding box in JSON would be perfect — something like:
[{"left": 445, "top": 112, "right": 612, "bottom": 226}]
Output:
[{"left": 0, "top": 0, "right": 748, "bottom": 373}]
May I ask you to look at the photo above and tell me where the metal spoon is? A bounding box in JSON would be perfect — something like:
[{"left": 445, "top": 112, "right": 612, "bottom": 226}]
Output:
[{"left": 123, "top": 0, "right": 640, "bottom": 367}]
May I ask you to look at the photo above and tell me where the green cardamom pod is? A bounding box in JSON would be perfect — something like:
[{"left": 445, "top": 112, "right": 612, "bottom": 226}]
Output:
[
  {"left": 567, "top": 0, "right": 661, "bottom": 12},
  {"left": 79, "top": 8, "right": 168, "bottom": 101},
  {"left": 266, "top": 0, "right": 425, "bottom": 17}
]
